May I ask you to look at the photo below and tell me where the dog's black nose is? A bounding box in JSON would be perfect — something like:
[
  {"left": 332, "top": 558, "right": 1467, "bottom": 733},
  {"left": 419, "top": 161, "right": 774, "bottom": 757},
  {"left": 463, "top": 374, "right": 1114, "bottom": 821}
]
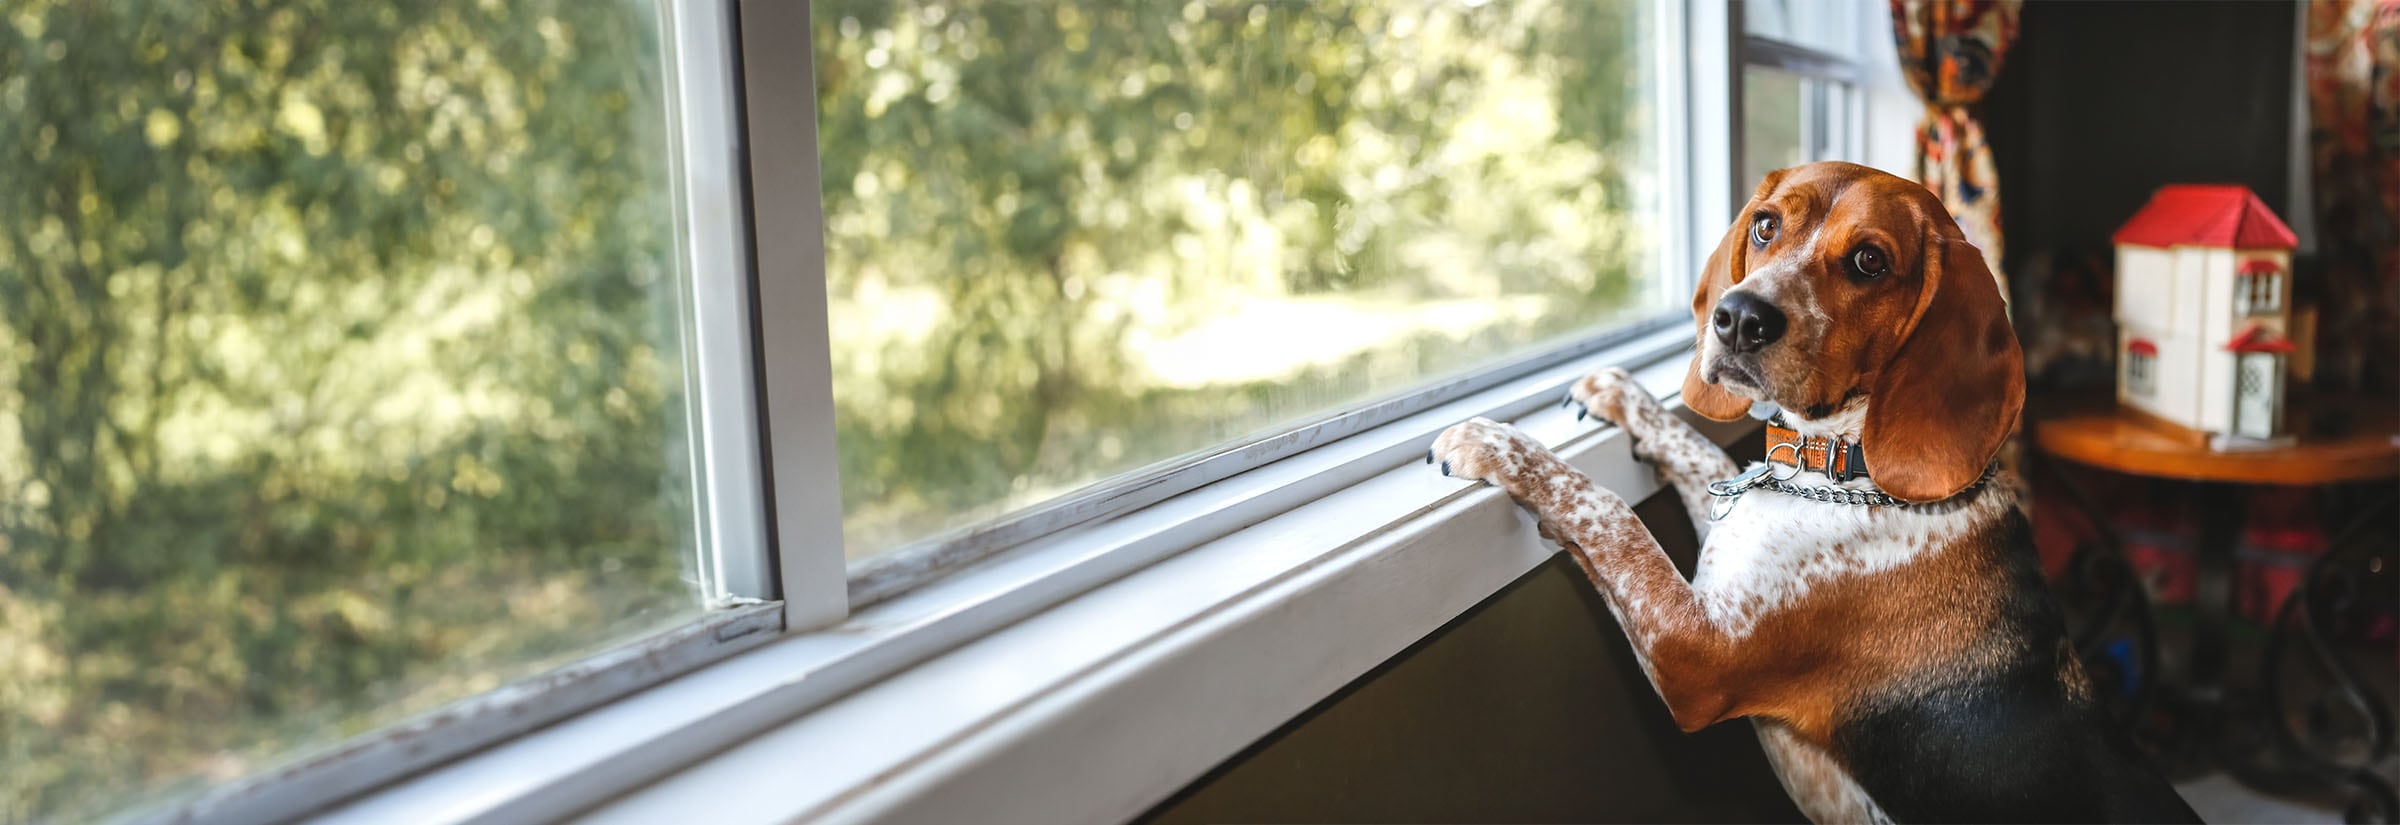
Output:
[{"left": 1711, "top": 292, "right": 1786, "bottom": 353}]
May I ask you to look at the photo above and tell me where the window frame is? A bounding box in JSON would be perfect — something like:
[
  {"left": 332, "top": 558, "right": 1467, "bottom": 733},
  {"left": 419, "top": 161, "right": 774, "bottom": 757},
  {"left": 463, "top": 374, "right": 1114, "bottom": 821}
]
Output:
[
  {"left": 317, "top": 321, "right": 1750, "bottom": 825},
  {"left": 2127, "top": 347, "right": 2157, "bottom": 396},
  {"left": 144, "top": 0, "right": 1767, "bottom": 821},
  {"left": 1729, "top": 1, "right": 1871, "bottom": 191},
  {"left": 2240, "top": 270, "right": 2283, "bottom": 315}
]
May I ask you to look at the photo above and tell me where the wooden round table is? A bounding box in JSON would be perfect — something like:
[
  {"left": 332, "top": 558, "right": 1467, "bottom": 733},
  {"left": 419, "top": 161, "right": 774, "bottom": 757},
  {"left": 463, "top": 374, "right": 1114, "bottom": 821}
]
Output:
[
  {"left": 2032, "top": 399, "right": 2399, "bottom": 820},
  {"left": 2034, "top": 403, "right": 2399, "bottom": 486}
]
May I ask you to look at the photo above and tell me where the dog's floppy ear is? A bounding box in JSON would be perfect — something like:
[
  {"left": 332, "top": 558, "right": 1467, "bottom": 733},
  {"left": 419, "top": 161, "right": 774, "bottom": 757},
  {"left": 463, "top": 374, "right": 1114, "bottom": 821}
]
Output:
[
  {"left": 1680, "top": 173, "right": 1781, "bottom": 421},
  {"left": 1861, "top": 229, "right": 2024, "bottom": 502}
]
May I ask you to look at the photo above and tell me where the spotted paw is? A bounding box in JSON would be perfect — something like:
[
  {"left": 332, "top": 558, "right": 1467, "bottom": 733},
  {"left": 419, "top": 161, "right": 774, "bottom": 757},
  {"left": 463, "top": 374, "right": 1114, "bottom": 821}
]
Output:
[
  {"left": 1565, "top": 367, "right": 1659, "bottom": 434},
  {"left": 1428, "top": 417, "right": 1541, "bottom": 489}
]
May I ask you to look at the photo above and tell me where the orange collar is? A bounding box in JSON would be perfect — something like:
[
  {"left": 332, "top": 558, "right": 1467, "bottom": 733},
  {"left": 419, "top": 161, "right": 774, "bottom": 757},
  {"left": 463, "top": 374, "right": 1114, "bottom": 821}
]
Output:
[{"left": 1764, "top": 423, "right": 1871, "bottom": 482}]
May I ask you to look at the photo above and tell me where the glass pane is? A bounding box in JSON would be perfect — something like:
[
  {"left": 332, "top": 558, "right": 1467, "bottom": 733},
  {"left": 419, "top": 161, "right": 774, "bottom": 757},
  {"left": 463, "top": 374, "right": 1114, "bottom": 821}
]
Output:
[
  {"left": 1743, "top": 66, "right": 1806, "bottom": 188},
  {"left": 0, "top": 2, "right": 704, "bottom": 820},
  {"left": 1743, "top": 65, "right": 1853, "bottom": 187},
  {"left": 1743, "top": 0, "right": 1858, "bottom": 54},
  {"left": 811, "top": 1, "right": 1670, "bottom": 560}
]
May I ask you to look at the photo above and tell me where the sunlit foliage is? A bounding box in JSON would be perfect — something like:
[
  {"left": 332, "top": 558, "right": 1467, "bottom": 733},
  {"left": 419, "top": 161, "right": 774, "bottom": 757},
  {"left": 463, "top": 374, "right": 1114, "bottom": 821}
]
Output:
[
  {"left": 0, "top": 2, "right": 701, "bottom": 820},
  {"left": 815, "top": 0, "right": 1663, "bottom": 555}
]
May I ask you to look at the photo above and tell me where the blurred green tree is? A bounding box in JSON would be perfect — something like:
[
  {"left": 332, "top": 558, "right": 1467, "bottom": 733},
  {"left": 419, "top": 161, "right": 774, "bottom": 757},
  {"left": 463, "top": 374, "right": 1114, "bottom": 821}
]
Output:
[
  {"left": 0, "top": 2, "right": 700, "bottom": 820},
  {"left": 811, "top": 0, "right": 1656, "bottom": 553}
]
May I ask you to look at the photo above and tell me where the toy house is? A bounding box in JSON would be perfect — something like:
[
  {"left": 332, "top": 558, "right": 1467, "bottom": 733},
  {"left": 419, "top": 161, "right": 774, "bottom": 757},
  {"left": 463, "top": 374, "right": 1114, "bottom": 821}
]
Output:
[{"left": 2110, "top": 185, "right": 2299, "bottom": 446}]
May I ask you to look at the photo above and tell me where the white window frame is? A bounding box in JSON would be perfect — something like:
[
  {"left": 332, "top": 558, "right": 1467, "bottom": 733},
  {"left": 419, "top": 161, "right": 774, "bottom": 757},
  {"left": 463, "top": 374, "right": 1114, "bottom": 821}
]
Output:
[
  {"left": 2241, "top": 270, "right": 2283, "bottom": 315},
  {"left": 2128, "top": 348, "right": 2157, "bottom": 396},
  {"left": 148, "top": 1, "right": 1785, "bottom": 822},
  {"left": 1729, "top": 1, "right": 1871, "bottom": 185}
]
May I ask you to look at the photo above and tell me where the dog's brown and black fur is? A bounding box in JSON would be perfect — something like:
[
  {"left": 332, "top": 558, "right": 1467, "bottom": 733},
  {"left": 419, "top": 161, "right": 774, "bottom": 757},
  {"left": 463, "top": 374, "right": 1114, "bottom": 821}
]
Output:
[{"left": 1431, "top": 163, "right": 2199, "bottom": 823}]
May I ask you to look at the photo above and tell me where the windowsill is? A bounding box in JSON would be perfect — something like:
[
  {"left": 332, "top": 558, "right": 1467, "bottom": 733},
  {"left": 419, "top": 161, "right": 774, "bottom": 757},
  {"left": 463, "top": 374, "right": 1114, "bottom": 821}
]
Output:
[{"left": 316, "top": 321, "right": 1753, "bottom": 825}]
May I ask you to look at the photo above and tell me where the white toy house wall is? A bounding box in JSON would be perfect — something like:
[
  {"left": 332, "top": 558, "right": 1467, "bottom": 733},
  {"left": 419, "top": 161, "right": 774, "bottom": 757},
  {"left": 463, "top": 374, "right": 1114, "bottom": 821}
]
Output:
[
  {"left": 2192, "top": 246, "right": 2237, "bottom": 434},
  {"left": 2115, "top": 244, "right": 2195, "bottom": 422}
]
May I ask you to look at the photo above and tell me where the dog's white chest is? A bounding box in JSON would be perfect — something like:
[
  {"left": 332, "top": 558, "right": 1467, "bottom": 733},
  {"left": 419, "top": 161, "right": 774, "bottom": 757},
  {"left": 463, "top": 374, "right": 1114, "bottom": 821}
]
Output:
[{"left": 1690, "top": 467, "right": 1996, "bottom": 638}]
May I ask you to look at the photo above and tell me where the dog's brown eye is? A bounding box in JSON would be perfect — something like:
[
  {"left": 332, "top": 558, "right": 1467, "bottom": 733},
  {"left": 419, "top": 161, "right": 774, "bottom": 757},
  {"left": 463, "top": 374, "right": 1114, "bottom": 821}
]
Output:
[
  {"left": 1751, "top": 216, "right": 1777, "bottom": 246},
  {"left": 1852, "top": 246, "right": 1888, "bottom": 277}
]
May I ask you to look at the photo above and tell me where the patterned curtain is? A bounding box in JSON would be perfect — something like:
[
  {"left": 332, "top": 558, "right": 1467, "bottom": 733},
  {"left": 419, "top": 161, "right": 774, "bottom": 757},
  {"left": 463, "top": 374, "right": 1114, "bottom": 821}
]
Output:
[
  {"left": 1888, "top": 0, "right": 2022, "bottom": 300},
  {"left": 2303, "top": 0, "right": 2400, "bottom": 392}
]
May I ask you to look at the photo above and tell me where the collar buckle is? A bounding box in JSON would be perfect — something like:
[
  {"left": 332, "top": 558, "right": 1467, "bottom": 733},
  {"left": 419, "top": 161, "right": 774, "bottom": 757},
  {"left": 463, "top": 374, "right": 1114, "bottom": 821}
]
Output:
[{"left": 1762, "top": 423, "right": 1870, "bottom": 482}]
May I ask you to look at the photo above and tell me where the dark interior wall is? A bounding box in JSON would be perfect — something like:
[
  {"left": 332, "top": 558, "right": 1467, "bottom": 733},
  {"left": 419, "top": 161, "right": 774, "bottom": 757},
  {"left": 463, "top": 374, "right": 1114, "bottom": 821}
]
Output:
[
  {"left": 1139, "top": 457, "right": 1803, "bottom": 825},
  {"left": 1984, "top": 0, "right": 2300, "bottom": 280}
]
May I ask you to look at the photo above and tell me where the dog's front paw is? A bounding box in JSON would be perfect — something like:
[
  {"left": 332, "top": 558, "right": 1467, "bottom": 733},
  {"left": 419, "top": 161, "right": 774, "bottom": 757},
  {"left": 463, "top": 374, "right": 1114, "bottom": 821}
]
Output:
[
  {"left": 1427, "top": 417, "right": 1542, "bottom": 490},
  {"left": 1566, "top": 367, "right": 1661, "bottom": 431}
]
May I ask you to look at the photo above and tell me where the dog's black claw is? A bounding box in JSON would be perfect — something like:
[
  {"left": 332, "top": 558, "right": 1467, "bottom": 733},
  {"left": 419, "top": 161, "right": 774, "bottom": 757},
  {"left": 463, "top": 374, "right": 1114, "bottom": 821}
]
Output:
[
  {"left": 1575, "top": 408, "right": 1587, "bottom": 421},
  {"left": 1425, "top": 448, "right": 1435, "bottom": 465},
  {"left": 1439, "top": 460, "right": 1451, "bottom": 476}
]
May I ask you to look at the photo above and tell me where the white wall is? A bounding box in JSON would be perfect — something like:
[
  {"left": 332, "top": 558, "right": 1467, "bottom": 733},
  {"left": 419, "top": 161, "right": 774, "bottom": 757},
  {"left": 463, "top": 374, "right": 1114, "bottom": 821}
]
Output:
[
  {"left": 2115, "top": 245, "right": 2213, "bottom": 426},
  {"left": 1857, "top": 16, "right": 1920, "bottom": 179},
  {"left": 2152, "top": 247, "right": 2214, "bottom": 425},
  {"left": 2196, "top": 247, "right": 2238, "bottom": 433},
  {"left": 2116, "top": 245, "right": 2174, "bottom": 419},
  {"left": 2117, "top": 246, "right": 2176, "bottom": 332}
]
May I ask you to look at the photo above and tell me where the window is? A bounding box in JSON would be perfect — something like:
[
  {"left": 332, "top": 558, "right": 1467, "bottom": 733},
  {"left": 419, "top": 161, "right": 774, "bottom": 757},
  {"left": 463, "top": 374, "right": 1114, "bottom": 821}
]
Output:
[
  {"left": 1737, "top": 0, "right": 1862, "bottom": 186},
  {"left": 1742, "top": 0, "right": 1857, "bottom": 54},
  {"left": 809, "top": 1, "right": 1675, "bottom": 574},
  {"left": 2126, "top": 340, "right": 2159, "bottom": 396},
  {"left": 1742, "top": 65, "right": 1855, "bottom": 187},
  {"left": 8, "top": 0, "right": 1739, "bottom": 819},
  {"left": 0, "top": 2, "right": 758, "bottom": 821},
  {"left": 2238, "top": 262, "right": 2282, "bottom": 315}
]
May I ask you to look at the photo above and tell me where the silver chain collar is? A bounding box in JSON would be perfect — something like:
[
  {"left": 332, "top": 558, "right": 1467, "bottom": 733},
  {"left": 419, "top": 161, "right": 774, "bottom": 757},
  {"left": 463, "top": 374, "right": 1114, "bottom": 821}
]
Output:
[{"left": 1706, "top": 461, "right": 1998, "bottom": 521}]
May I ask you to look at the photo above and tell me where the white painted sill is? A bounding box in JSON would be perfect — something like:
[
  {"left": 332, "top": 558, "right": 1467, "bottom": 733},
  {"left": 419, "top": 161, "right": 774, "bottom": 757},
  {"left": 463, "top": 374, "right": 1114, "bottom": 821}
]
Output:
[{"left": 316, "top": 322, "right": 1752, "bottom": 825}]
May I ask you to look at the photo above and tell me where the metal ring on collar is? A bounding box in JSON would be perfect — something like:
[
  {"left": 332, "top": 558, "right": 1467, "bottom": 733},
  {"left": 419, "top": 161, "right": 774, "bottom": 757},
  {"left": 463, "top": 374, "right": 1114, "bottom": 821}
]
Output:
[{"left": 1762, "top": 441, "right": 1804, "bottom": 482}]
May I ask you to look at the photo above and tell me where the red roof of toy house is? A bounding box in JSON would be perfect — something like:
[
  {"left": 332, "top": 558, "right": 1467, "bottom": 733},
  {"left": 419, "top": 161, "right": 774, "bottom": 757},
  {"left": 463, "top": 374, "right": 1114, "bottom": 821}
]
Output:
[
  {"left": 2239, "top": 258, "right": 2282, "bottom": 274},
  {"left": 2224, "top": 321, "right": 2296, "bottom": 354},
  {"left": 2127, "top": 338, "right": 2158, "bottom": 356},
  {"left": 2112, "top": 185, "right": 2297, "bottom": 249}
]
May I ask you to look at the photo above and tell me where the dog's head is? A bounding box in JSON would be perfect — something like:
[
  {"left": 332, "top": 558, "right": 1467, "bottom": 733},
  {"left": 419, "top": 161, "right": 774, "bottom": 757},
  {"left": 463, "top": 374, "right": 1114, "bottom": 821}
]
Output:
[{"left": 1681, "top": 162, "right": 2022, "bottom": 502}]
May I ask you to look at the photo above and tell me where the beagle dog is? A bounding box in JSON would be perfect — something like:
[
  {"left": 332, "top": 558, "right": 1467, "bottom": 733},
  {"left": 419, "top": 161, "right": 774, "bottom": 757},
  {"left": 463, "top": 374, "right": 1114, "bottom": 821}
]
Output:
[{"left": 1430, "top": 163, "right": 2199, "bottom": 823}]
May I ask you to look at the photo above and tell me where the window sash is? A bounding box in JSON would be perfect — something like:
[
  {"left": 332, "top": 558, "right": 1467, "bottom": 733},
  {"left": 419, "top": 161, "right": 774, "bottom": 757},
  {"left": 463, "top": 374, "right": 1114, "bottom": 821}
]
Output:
[
  {"left": 737, "top": 0, "right": 850, "bottom": 630},
  {"left": 2236, "top": 272, "right": 2283, "bottom": 315},
  {"left": 675, "top": 0, "right": 781, "bottom": 609},
  {"left": 1731, "top": 2, "right": 1869, "bottom": 184},
  {"left": 775, "top": 0, "right": 1713, "bottom": 610},
  {"left": 150, "top": 2, "right": 793, "bottom": 821}
]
